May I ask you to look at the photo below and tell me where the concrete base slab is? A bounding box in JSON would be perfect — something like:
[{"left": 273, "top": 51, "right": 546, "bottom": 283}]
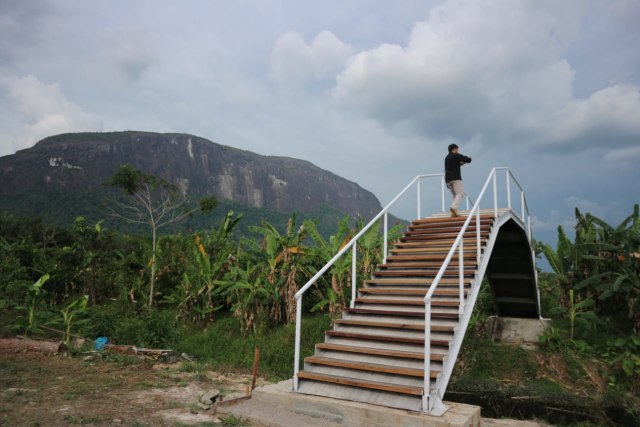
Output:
[
  {"left": 219, "top": 379, "right": 480, "bottom": 427},
  {"left": 489, "top": 316, "right": 551, "bottom": 348}
]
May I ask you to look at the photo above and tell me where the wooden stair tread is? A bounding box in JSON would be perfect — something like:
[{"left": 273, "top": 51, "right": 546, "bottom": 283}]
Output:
[
  {"left": 359, "top": 288, "right": 463, "bottom": 297},
  {"left": 305, "top": 356, "right": 437, "bottom": 379},
  {"left": 385, "top": 255, "right": 476, "bottom": 262},
  {"left": 335, "top": 318, "right": 454, "bottom": 332},
  {"left": 344, "top": 308, "right": 459, "bottom": 319},
  {"left": 326, "top": 330, "right": 449, "bottom": 346},
  {"left": 404, "top": 226, "right": 491, "bottom": 236},
  {"left": 389, "top": 248, "right": 478, "bottom": 254},
  {"left": 297, "top": 371, "right": 424, "bottom": 396},
  {"left": 411, "top": 214, "right": 495, "bottom": 225},
  {"left": 355, "top": 297, "right": 459, "bottom": 306},
  {"left": 365, "top": 278, "right": 471, "bottom": 285},
  {"left": 316, "top": 343, "right": 444, "bottom": 361},
  {"left": 374, "top": 270, "right": 475, "bottom": 277},
  {"left": 401, "top": 232, "right": 490, "bottom": 241}
]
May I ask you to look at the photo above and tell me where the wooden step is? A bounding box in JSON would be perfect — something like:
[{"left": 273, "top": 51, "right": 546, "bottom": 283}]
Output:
[
  {"left": 334, "top": 318, "right": 454, "bottom": 332},
  {"left": 385, "top": 255, "right": 476, "bottom": 262},
  {"left": 365, "top": 278, "right": 472, "bottom": 285},
  {"left": 305, "top": 356, "right": 437, "bottom": 379},
  {"left": 316, "top": 343, "right": 444, "bottom": 361},
  {"left": 389, "top": 248, "right": 477, "bottom": 254},
  {"left": 409, "top": 220, "right": 494, "bottom": 231},
  {"left": 326, "top": 330, "right": 449, "bottom": 346},
  {"left": 359, "top": 288, "right": 463, "bottom": 297},
  {"left": 380, "top": 261, "right": 468, "bottom": 268},
  {"left": 393, "top": 240, "right": 486, "bottom": 249},
  {"left": 297, "top": 371, "right": 423, "bottom": 396},
  {"left": 373, "top": 269, "right": 475, "bottom": 277},
  {"left": 344, "top": 308, "right": 459, "bottom": 319},
  {"left": 411, "top": 214, "right": 495, "bottom": 226},
  {"left": 355, "top": 297, "right": 459, "bottom": 306},
  {"left": 404, "top": 226, "right": 491, "bottom": 236},
  {"left": 401, "top": 232, "right": 490, "bottom": 241}
]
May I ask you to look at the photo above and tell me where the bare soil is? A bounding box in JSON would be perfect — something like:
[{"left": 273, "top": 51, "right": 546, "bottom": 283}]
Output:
[{"left": 0, "top": 349, "right": 266, "bottom": 426}]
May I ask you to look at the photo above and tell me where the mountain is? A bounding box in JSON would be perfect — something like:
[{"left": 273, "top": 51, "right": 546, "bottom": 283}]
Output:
[{"left": 0, "top": 131, "right": 384, "bottom": 234}]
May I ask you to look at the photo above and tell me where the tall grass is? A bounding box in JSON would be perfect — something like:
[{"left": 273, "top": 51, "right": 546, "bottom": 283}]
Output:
[{"left": 176, "top": 314, "right": 331, "bottom": 381}]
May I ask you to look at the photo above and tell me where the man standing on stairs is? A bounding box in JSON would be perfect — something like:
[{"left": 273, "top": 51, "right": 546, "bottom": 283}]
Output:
[{"left": 444, "top": 144, "right": 472, "bottom": 217}]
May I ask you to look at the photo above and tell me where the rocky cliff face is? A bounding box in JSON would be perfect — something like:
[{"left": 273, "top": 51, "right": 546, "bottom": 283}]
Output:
[{"left": 0, "top": 132, "right": 381, "bottom": 218}]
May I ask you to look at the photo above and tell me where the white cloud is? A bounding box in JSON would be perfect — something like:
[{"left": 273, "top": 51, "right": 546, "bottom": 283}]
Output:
[
  {"left": 94, "top": 32, "right": 159, "bottom": 85},
  {"left": 0, "top": 74, "right": 99, "bottom": 154},
  {"left": 603, "top": 144, "right": 640, "bottom": 164},
  {"left": 269, "top": 31, "right": 352, "bottom": 86},
  {"left": 331, "top": 0, "right": 640, "bottom": 156},
  {"left": 547, "top": 84, "right": 640, "bottom": 150}
]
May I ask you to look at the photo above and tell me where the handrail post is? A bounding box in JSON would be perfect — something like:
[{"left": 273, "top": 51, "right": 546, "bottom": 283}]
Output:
[
  {"left": 476, "top": 209, "right": 481, "bottom": 262},
  {"left": 383, "top": 211, "right": 388, "bottom": 264},
  {"left": 506, "top": 169, "right": 511, "bottom": 210},
  {"left": 351, "top": 243, "right": 357, "bottom": 309},
  {"left": 492, "top": 170, "right": 498, "bottom": 217},
  {"left": 423, "top": 300, "right": 432, "bottom": 411},
  {"left": 293, "top": 297, "right": 302, "bottom": 390},
  {"left": 459, "top": 239, "right": 464, "bottom": 316},
  {"left": 417, "top": 178, "right": 421, "bottom": 219},
  {"left": 441, "top": 175, "right": 446, "bottom": 213},
  {"left": 521, "top": 191, "right": 525, "bottom": 223}
]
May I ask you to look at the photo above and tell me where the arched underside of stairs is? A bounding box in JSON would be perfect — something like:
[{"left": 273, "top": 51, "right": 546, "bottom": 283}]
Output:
[{"left": 485, "top": 215, "right": 540, "bottom": 319}]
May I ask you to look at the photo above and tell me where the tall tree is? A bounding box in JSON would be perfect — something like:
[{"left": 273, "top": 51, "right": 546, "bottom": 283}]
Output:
[{"left": 104, "top": 164, "right": 216, "bottom": 308}]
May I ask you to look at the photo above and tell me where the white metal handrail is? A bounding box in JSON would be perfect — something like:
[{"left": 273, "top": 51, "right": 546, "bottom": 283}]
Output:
[
  {"left": 291, "top": 166, "right": 532, "bottom": 415},
  {"left": 423, "top": 167, "right": 531, "bottom": 413},
  {"left": 292, "top": 173, "right": 450, "bottom": 390}
]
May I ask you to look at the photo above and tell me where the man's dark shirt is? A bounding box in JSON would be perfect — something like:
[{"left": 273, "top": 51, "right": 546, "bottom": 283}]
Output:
[{"left": 444, "top": 152, "right": 472, "bottom": 183}]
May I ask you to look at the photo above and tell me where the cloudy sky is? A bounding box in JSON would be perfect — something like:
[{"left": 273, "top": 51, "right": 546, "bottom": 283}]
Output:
[{"left": 1, "top": 0, "right": 639, "bottom": 246}]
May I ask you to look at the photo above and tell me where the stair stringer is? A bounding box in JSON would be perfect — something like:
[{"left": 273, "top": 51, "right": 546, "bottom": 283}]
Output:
[{"left": 428, "top": 210, "right": 536, "bottom": 411}]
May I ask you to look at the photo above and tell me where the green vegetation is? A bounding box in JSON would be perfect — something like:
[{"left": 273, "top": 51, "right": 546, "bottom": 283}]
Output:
[{"left": 0, "top": 166, "right": 638, "bottom": 425}]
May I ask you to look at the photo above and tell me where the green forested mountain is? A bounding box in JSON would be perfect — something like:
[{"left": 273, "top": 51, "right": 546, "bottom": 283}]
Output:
[{"left": 0, "top": 131, "right": 391, "bottom": 235}]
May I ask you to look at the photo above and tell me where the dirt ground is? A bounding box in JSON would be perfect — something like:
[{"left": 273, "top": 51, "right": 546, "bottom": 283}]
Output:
[
  {"left": 0, "top": 345, "right": 556, "bottom": 427},
  {"left": 0, "top": 348, "right": 266, "bottom": 426}
]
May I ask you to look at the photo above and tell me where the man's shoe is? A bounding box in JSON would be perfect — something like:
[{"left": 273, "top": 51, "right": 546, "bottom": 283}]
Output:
[{"left": 450, "top": 208, "right": 459, "bottom": 217}]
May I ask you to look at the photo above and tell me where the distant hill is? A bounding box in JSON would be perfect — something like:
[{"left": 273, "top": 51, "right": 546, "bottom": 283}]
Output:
[{"left": 0, "top": 131, "right": 388, "bottom": 235}]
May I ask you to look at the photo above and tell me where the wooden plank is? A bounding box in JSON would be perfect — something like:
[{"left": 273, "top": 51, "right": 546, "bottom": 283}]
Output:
[
  {"left": 359, "top": 288, "right": 462, "bottom": 297},
  {"left": 316, "top": 343, "right": 444, "bottom": 361},
  {"left": 401, "top": 232, "right": 490, "bottom": 241},
  {"left": 389, "top": 248, "right": 477, "bottom": 254},
  {"left": 411, "top": 214, "right": 495, "bottom": 225},
  {"left": 305, "top": 356, "right": 438, "bottom": 379},
  {"left": 344, "top": 308, "right": 459, "bottom": 319},
  {"left": 355, "top": 297, "right": 459, "bottom": 307},
  {"left": 365, "top": 278, "right": 472, "bottom": 285},
  {"left": 297, "top": 371, "right": 424, "bottom": 396},
  {"left": 373, "top": 270, "right": 475, "bottom": 277},
  {"left": 334, "top": 319, "right": 454, "bottom": 332},
  {"left": 326, "top": 330, "right": 449, "bottom": 346},
  {"left": 380, "top": 261, "right": 474, "bottom": 269}
]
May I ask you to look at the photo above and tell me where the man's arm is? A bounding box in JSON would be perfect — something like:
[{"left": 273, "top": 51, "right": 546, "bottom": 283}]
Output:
[{"left": 456, "top": 153, "right": 472, "bottom": 164}]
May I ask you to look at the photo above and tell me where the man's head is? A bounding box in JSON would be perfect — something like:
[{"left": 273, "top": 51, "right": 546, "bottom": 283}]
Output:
[{"left": 448, "top": 144, "right": 459, "bottom": 153}]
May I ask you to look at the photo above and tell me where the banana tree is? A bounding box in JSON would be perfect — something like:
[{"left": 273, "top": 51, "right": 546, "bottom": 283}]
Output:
[
  {"left": 166, "top": 211, "right": 241, "bottom": 322},
  {"left": 244, "top": 214, "right": 309, "bottom": 324},
  {"left": 303, "top": 216, "right": 353, "bottom": 317}
]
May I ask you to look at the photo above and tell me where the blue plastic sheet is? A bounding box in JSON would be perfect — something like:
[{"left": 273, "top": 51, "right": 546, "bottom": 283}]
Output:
[{"left": 94, "top": 336, "right": 109, "bottom": 350}]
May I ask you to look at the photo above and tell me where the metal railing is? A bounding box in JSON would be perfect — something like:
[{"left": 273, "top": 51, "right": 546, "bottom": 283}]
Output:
[
  {"left": 422, "top": 167, "right": 531, "bottom": 413},
  {"left": 291, "top": 167, "right": 532, "bottom": 413}
]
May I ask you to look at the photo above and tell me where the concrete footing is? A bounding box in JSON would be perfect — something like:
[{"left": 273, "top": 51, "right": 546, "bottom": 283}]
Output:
[
  {"left": 219, "top": 379, "right": 481, "bottom": 427},
  {"left": 489, "top": 316, "right": 551, "bottom": 348}
]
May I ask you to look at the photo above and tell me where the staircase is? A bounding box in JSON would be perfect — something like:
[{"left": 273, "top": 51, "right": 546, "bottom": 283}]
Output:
[
  {"left": 296, "top": 212, "right": 495, "bottom": 412},
  {"left": 291, "top": 168, "right": 540, "bottom": 415}
]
